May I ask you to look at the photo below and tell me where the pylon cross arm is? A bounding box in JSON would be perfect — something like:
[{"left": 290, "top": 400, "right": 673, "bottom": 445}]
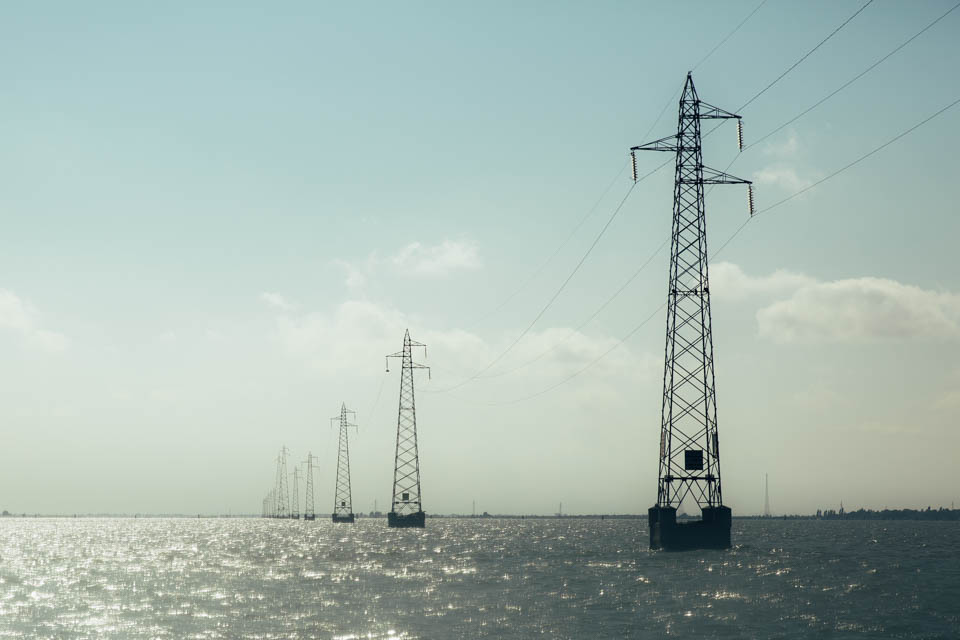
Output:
[
  {"left": 699, "top": 166, "right": 752, "bottom": 185},
  {"left": 631, "top": 133, "right": 680, "bottom": 153},
  {"left": 696, "top": 101, "right": 740, "bottom": 120}
]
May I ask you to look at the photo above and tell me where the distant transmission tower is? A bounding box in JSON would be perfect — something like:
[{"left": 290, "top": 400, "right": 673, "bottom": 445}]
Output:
[
  {"left": 331, "top": 403, "right": 358, "bottom": 523},
  {"left": 266, "top": 488, "right": 276, "bottom": 519},
  {"left": 764, "top": 473, "right": 771, "bottom": 517},
  {"left": 386, "top": 329, "right": 430, "bottom": 528},
  {"left": 275, "top": 446, "right": 291, "bottom": 519},
  {"left": 633, "top": 73, "right": 752, "bottom": 550},
  {"left": 303, "top": 453, "right": 317, "bottom": 521},
  {"left": 291, "top": 467, "right": 300, "bottom": 520}
]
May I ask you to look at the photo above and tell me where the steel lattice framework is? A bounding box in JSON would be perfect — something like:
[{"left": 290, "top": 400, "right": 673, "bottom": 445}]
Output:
[
  {"left": 331, "top": 403, "right": 358, "bottom": 518},
  {"left": 386, "top": 330, "right": 430, "bottom": 517},
  {"left": 303, "top": 453, "right": 316, "bottom": 520},
  {"left": 274, "top": 446, "right": 291, "bottom": 518},
  {"left": 291, "top": 467, "right": 300, "bottom": 519},
  {"left": 632, "top": 73, "right": 751, "bottom": 511}
]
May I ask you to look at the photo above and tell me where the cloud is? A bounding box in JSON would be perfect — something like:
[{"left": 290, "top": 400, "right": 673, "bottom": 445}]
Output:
[
  {"left": 259, "top": 292, "right": 296, "bottom": 312},
  {"left": 762, "top": 131, "right": 800, "bottom": 157},
  {"left": 712, "top": 264, "right": 960, "bottom": 344},
  {"left": 390, "top": 240, "right": 481, "bottom": 277},
  {"left": 757, "top": 277, "right": 960, "bottom": 343},
  {"left": 711, "top": 262, "right": 814, "bottom": 301},
  {"left": 265, "top": 297, "right": 648, "bottom": 399},
  {"left": 0, "top": 289, "right": 68, "bottom": 353},
  {"left": 332, "top": 240, "right": 482, "bottom": 290},
  {"left": 333, "top": 252, "right": 381, "bottom": 291},
  {"left": 752, "top": 166, "right": 813, "bottom": 192}
]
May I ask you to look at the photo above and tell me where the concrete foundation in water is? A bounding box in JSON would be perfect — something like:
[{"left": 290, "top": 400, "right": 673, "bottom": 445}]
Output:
[
  {"left": 387, "top": 511, "right": 425, "bottom": 528},
  {"left": 332, "top": 514, "right": 355, "bottom": 524},
  {"left": 648, "top": 505, "right": 731, "bottom": 550}
]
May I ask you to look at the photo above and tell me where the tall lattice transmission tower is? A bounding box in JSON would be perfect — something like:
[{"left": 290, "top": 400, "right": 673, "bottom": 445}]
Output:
[
  {"left": 386, "top": 329, "right": 430, "bottom": 528},
  {"left": 303, "top": 453, "right": 317, "bottom": 521},
  {"left": 275, "top": 446, "right": 291, "bottom": 519},
  {"left": 331, "top": 403, "right": 358, "bottom": 523},
  {"left": 291, "top": 467, "right": 300, "bottom": 520},
  {"left": 632, "top": 73, "right": 752, "bottom": 550}
]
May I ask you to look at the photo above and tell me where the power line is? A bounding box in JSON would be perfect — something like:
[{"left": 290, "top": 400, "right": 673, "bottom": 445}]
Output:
[
  {"left": 645, "top": 0, "right": 770, "bottom": 145},
  {"left": 701, "top": 0, "right": 876, "bottom": 144},
  {"left": 426, "top": 177, "right": 645, "bottom": 393},
  {"left": 756, "top": 96, "right": 960, "bottom": 216},
  {"left": 692, "top": 0, "right": 770, "bottom": 72},
  {"left": 364, "top": 371, "right": 388, "bottom": 428},
  {"left": 466, "top": 160, "right": 631, "bottom": 331},
  {"left": 746, "top": 0, "right": 960, "bottom": 153},
  {"left": 426, "top": 3, "right": 775, "bottom": 393},
  {"left": 478, "top": 238, "right": 668, "bottom": 379},
  {"left": 486, "top": 302, "right": 666, "bottom": 406},
  {"left": 738, "top": 0, "right": 875, "bottom": 112},
  {"left": 489, "top": 94, "right": 960, "bottom": 405},
  {"left": 476, "top": 0, "right": 887, "bottom": 400},
  {"left": 714, "top": 2, "right": 960, "bottom": 255}
]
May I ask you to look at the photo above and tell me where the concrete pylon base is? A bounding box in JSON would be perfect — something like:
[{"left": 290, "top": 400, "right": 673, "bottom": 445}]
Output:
[
  {"left": 649, "top": 505, "right": 731, "bottom": 550},
  {"left": 387, "top": 511, "right": 426, "bottom": 528}
]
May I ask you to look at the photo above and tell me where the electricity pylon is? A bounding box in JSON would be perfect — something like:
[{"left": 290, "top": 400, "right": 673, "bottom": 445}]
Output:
[
  {"left": 331, "top": 403, "right": 358, "bottom": 523},
  {"left": 275, "top": 446, "right": 290, "bottom": 519},
  {"left": 291, "top": 467, "right": 300, "bottom": 520},
  {"left": 265, "top": 488, "right": 276, "bottom": 519},
  {"left": 632, "top": 72, "right": 751, "bottom": 550},
  {"left": 386, "top": 329, "right": 430, "bottom": 528},
  {"left": 303, "top": 453, "right": 317, "bottom": 521}
]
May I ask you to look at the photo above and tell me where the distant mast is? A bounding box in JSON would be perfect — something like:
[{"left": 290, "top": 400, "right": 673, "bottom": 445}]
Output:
[{"left": 764, "top": 473, "right": 771, "bottom": 517}]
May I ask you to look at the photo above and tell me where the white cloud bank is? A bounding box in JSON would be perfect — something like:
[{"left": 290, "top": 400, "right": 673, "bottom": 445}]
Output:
[
  {"left": 334, "top": 240, "right": 482, "bottom": 289},
  {"left": 758, "top": 277, "right": 960, "bottom": 343},
  {"left": 259, "top": 292, "right": 296, "bottom": 312},
  {"left": 712, "top": 262, "right": 960, "bottom": 344},
  {"left": 752, "top": 166, "right": 813, "bottom": 192},
  {"left": 0, "top": 289, "right": 68, "bottom": 352},
  {"left": 391, "top": 240, "right": 482, "bottom": 277},
  {"left": 711, "top": 262, "right": 814, "bottom": 300},
  {"left": 752, "top": 130, "right": 815, "bottom": 192},
  {"left": 261, "top": 296, "right": 648, "bottom": 403}
]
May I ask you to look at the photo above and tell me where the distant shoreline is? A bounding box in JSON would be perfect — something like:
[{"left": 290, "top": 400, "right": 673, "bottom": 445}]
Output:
[{"left": 2, "top": 508, "right": 958, "bottom": 521}]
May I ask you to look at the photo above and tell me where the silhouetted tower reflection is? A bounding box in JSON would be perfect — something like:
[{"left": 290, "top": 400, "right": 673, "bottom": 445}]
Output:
[
  {"left": 331, "top": 403, "right": 358, "bottom": 523},
  {"left": 632, "top": 73, "right": 752, "bottom": 550},
  {"left": 303, "top": 453, "right": 317, "bottom": 521},
  {"left": 386, "top": 329, "right": 430, "bottom": 528}
]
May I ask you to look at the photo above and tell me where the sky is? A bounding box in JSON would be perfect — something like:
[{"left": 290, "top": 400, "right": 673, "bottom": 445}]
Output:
[{"left": 0, "top": 1, "right": 958, "bottom": 516}]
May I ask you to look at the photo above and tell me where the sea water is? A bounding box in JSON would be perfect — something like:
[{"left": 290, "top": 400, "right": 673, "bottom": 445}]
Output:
[{"left": 0, "top": 517, "right": 957, "bottom": 638}]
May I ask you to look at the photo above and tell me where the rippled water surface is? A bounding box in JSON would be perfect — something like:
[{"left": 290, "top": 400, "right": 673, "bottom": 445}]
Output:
[{"left": 0, "top": 518, "right": 958, "bottom": 638}]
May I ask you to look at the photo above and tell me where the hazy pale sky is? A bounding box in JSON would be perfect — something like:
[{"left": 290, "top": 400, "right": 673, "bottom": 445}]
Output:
[{"left": 1, "top": 1, "right": 958, "bottom": 516}]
